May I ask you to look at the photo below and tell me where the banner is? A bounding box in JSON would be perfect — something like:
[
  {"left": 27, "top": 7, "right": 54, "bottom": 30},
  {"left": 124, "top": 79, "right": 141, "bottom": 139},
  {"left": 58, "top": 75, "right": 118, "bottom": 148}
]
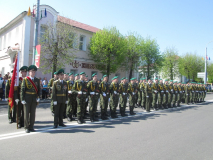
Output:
[
  {"left": 8, "top": 52, "right": 19, "bottom": 111},
  {"left": 35, "top": 45, "right": 41, "bottom": 68}
]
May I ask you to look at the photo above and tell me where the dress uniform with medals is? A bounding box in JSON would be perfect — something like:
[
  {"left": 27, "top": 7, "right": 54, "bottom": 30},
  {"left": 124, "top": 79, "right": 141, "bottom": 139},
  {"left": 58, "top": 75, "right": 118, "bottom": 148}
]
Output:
[
  {"left": 21, "top": 65, "right": 40, "bottom": 133},
  {"left": 52, "top": 69, "right": 68, "bottom": 128},
  {"left": 14, "top": 66, "right": 28, "bottom": 128},
  {"left": 118, "top": 77, "right": 128, "bottom": 117}
]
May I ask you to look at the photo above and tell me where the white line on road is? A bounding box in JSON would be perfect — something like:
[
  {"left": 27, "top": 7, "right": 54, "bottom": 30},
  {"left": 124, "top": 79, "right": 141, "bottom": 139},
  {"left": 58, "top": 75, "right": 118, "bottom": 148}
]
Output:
[{"left": 0, "top": 100, "right": 212, "bottom": 141}]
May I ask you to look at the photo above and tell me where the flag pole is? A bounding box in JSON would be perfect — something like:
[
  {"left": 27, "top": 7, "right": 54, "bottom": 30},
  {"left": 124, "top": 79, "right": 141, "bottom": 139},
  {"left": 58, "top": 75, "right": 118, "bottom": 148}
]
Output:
[{"left": 204, "top": 47, "right": 207, "bottom": 84}]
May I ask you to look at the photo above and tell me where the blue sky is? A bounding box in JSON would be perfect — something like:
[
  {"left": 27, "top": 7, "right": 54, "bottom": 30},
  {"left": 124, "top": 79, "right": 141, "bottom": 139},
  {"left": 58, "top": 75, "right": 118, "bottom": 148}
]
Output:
[{"left": 0, "top": 0, "right": 213, "bottom": 61}]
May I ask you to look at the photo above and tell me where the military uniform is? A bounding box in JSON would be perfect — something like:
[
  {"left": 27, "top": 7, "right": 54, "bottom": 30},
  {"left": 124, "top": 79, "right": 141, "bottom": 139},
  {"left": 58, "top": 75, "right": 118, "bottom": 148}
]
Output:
[
  {"left": 137, "top": 80, "right": 143, "bottom": 108},
  {"left": 172, "top": 82, "right": 178, "bottom": 107},
  {"left": 5, "top": 77, "right": 16, "bottom": 123},
  {"left": 48, "top": 72, "right": 58, "bottom": 115},
  {"left": 162, "top": 81, "right": 169, "bottom": 109},
  {"left": 177, "top": 82, "right": 182, "bottom": 107},
  {"left": 87, "top": 77, "right": 100, "bottom": 122},
  {"left": 158, "top": 80, "right": 164, "bottom": 109},
  {"left": 66, "top": 76, "right": 75, "bottom": 121},
  {"left": 145, "top": 81, "right": 152, "bottom": 112},
  {"left": 21, "top": 65, "right": 40, "bottom": 133},
  {"left": 72, "top": 72, "right": 88, "bottom": 124},
  {"left": 99, "top": 75, "right": 110, "bottom": 119},
  {"left": 185, "top": 83, "right": 190, "bottom": 104},
  {"left": 128, "top": 78, "right": 137, "bottom": 115},
  {"left": 141, "top": 79, "right": 146, "bottom": 108},
  {"left": 168, "top": 81, "right": 173, "bottom": 108},
  {"left": 152, "top": 79, "right": 159, "bottom": 110},
  {"left": 109, "top": 77, "right": 120, "bottom": 118},
  {"left": 119, "top": 78, "right": 128, "bottom": 116}
]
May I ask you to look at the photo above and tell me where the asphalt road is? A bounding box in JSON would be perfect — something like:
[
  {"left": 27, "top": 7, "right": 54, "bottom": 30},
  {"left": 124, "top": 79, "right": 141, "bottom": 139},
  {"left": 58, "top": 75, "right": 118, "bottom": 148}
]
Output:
[{"left": 0, "top": 94, "right": 213, "bottom": 160}]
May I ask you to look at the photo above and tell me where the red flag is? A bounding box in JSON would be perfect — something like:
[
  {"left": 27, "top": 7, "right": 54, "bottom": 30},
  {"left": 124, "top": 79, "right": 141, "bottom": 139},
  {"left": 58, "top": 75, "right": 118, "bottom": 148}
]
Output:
[
  {"left": 35, "top": 45, "right": 41, "bottom": 68},
  {"left": 8, "top": 54, "right": 18, "bottom": 111}
]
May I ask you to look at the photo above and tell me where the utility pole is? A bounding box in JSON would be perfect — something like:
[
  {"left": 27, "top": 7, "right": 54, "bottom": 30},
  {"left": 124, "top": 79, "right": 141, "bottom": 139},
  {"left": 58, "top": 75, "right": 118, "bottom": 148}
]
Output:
[
  {"left": 204, "top": 47, "right": 207, "bottom": 84},
  {"left": 32, "top": 0, "right": 40, "bottom": 65}
]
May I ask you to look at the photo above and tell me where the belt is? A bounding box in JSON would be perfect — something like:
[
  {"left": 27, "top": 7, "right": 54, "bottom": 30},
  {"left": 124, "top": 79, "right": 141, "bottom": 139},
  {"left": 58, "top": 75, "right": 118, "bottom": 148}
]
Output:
[
  {"left": 56, "top": 94, "right": 66, "bottom": 96},
  {"left": 26, "top": 92, "right": 37, "bottom": 95}
]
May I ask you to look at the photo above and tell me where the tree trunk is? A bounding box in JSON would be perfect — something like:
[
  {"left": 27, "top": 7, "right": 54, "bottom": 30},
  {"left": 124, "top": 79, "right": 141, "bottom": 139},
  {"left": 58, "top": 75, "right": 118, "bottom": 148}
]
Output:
[
  {"left": 52, "top": 53, "right": 57, "bottom": 78},
  {"left": 107, "top": 53, "right": 110, "bottom": 79},
  {"left": 147, "top": 63, "right": 150, "bottom": 78},
  {"left": 129, "top": 59, "right": 134, "bottom": 82}
]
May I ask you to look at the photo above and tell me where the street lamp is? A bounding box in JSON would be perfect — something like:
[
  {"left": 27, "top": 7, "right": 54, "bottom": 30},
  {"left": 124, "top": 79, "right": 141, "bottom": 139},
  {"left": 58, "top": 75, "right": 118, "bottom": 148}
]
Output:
[{"left": 205, "top": 41, "right": 213, "bottom": 84}]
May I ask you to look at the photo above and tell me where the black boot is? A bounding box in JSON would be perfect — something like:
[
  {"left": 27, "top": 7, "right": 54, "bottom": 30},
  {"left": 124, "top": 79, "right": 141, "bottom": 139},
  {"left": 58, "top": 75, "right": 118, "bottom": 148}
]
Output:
[
  {"left": 90, "top": 114, "right": 94, "bottom": 122},
  {"left": 130, "top": 107, "right": 136, "bottom": 115},
  {"left": 101, "top": 112, "right": 108, "bottom": 120},
  {"left": 77, "top": 117, "right": 83, "bottom": 124},
  {"left": 93, "top": 115, "right": 99, "bottom": 121},
  {"left": 81, "top": 117, "right": 86, "bottom": 123}
]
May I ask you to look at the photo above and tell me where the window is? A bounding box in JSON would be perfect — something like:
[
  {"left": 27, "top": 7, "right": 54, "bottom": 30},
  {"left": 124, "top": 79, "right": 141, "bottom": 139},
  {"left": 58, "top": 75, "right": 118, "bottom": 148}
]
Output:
[
  {"left": 40, "top": 26, "right": 47, "bottom": 40},
  {"left": 70, "top": 69, "right": 78, "bottom": 75},
  {"left": 79, "top": 35, "right": 86, "bottom": 51}
]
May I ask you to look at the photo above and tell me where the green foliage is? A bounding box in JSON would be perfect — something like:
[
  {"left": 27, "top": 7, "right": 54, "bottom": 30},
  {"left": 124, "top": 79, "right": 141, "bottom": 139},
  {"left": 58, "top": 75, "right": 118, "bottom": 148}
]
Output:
[
  {"left": 161, "top": 47, "right": 179, "bottom": 80},
  {"left": 88, "top": 26, "right": 127, "bottom": 77},
  {"left": 39, "top": 22, "right": 78, "bottom": 77},
  {"left": 139, "top": 37, "right": 163, "bottom": 78},
  {"left": 178, "top": 52, "right": 204, "bottom": 81},
  {"left": 207, "top": 62, "right": 213, "bottom": 83}
]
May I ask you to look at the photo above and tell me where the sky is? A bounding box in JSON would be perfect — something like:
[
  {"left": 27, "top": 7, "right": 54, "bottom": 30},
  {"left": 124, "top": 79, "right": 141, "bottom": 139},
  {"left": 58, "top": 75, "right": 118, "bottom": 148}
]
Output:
[{"left": 0, "top": 0, "right": 213, "bottom": 61}]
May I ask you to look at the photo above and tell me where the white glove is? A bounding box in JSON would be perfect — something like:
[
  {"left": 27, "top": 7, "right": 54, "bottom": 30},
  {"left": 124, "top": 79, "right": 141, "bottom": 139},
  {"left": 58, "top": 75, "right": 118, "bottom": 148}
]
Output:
[
  {"left": 53, "top": 101, "right": 57, "bottom": 105},
  {"left": 5, "top": 98, "right": 8, "bottom": 101},
  {"left": 65, "top": 101, "right": 68, "bottom": 104},
  {"left": 108, "top": 98, "right": 110, "bottom": 102},
  {"left": 15, "top": 99, "right": 19, "bottom": 105},
  {"left": 36, "top": 98, "right": 40, "bottom": 102},
  {"left": 123, "top": 93, "right": 126, "bottom": 95},
  {"left": 78, "top": 91, "right": 82, "bottom": 94},
  {"left": 85, "top": 98, "right": 88, "bottom": 102},
  {"left": 114, "top": 91, "right": 117, "bottom": 94},
  {"left": 90, "top": 92, "right": 95, "bottom": 95},
  {"left": 103, "top": 93, "right": 106, "bottom": 96},
  {"left": 21, "top": 101, "right": 26, "bottom": 105},
  {"left": 132, "top": 92, "right": 135, "bottom": 95},
  {"left": 161, "top": 91, "right": 164, "bottom": 93},
  {"left": 68, "top": 91, "right": 72, "bottom": 94},
  {"left": 146, "top": 96, "right": 149, "bottom": 98},
  {"left": 166, "top": 90, "right": 168, "bottom": 92}
]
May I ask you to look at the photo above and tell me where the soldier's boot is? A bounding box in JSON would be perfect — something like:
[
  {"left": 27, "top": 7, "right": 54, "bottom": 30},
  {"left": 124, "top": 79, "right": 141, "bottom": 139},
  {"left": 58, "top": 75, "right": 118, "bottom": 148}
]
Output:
[
  {"left": 172, "top": 103, "right": 176, "bottom": 108},
  {"left": 177, "top": 101, "right": 180, "bottom": 107},
  {"left": 120, "top": 108, "right": 125, "bottom": 117},
  {"left": 123, "top": 108, "right": 128, "bottom": 116},
  {"left": 101, "top": 111, "right": 108, "bottom": 120},
  {"left": 130, "top": 106, "right": 136, "bottom": 115},
  {"left": 152, "top": 104, "right": 156, "bottom": 111},
  {"left": 81, "top": 117, "right": 86, "bottom": 123},
  {"left": 111, "top": 111, "right": 118, "bottom": 118},
  {"left": 90, "top": 114, "right": 94, "bottom": 122},
  {"left": 77, "top": 117, "right": 83, "bottom": 124},
  {"left": 67, "top": 114, "right": 72, "bottom": 122},
  {"left": 119, "top": 104, "right": 121, "bottom": 114}
]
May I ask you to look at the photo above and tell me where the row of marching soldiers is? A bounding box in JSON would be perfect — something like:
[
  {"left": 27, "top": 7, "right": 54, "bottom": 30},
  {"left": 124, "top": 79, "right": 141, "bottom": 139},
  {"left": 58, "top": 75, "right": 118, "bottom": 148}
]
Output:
[{"left": 49, "top": 69, "right": 207, "bottom": 129}]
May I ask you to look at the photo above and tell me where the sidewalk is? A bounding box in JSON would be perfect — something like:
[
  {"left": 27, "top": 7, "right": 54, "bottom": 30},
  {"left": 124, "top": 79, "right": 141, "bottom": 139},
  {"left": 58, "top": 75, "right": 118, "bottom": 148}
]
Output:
[{"left": 0, "top": 99, "right": 51, "bottom": 105}]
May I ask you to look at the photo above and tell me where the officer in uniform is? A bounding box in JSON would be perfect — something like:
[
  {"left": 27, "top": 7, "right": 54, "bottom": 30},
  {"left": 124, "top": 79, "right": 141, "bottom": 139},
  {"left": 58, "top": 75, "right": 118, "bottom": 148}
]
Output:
[
  {"left": 145, "top": 77, "right": 152, "bottom": 112},
  {"left": 66, "top": 72, "right": 75, "bottom": 121},
  {"left": 141, "top": 78, "right": 147, "bottom": 109},
  {"left": 73, "top": 73, "right": 79, "bottom": 117},
  {"left": 99, "top": 75, "right": 110, "bottom": 120},
  {"left": 14, "top": 66, "right": 28, "bottom": 128},
  {"left": 177, "top": 82, "right": 182, "bottom": 107},
  {"left": 48, "top": 72, "right": 58, "bottom": 116},
  {"left": 72, "top": 72, "right": 88, "bottom": 124},
  {"left": 87, "top": 73, "right": 100, "bottom": 122},
  {"left": 5, "top": 70, "right": 16, "bottom": 124},
  {"left": 128, "top": 78, "right": 137, "bottom": 115},
  {"left": 21, "top": 65, "right": 40, "bottom": 133},
  {"left": 152, "top": 78, "right": 159, "bottom": 110},
  {"left": 137, "top": 78, "right": 143, "bottom": 108},
  {"left": 109, "top": 76, "right": 120, "bottom": 118},
  {"left": 185, "top": 82, "right": 190, "bottom": 104},
  {"left": 172, "top": 81, "right": 178, "bottom": 107},
  {"left": 119, "top": 77, "right": 128, "bottom": 116},
  {"left": 75, "top": 74, "right": 79, "bottom": 81},
  {"left": 52, "top": 69, "right": 68, "bottom": 128}
]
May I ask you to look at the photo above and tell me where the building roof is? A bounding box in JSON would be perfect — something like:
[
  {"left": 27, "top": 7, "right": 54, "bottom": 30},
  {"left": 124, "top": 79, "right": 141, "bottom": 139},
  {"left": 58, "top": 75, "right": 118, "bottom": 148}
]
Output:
[{"left": 57, "top": 15, "right": 100, "bottom": 33}]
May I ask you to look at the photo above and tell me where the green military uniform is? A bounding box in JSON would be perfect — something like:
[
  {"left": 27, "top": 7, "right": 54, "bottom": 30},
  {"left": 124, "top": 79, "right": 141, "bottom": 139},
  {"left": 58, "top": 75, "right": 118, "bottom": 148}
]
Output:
[
  {"left": 162, "top": 80, "right": 169, "bottom": 109},
  {"left": 168, "top": 81, "right": 173, "bottom": 108},
  {"left": 172, "top": 82, "right": 178, "bottom": 107},
  {"left": 177, "top": 82, "right": 182, "bottom": 107},
  {"left": 14, "top": 66, "right": 28, "bottom": 128},
  {"left": 137, "top": 79, "right": 143, "bottom": 108},
  {"left": 72, "top": 72, "right": 88, "bottom": 124},
  {"left": 158, "top": 80, "right": 164, "bottom": 109},
  {"left": 66, "top": 73, "right": 76, "bottom": 121},
  {"left": 128, "top": 78, "right": 137, "bottom": 115},
  {"left": 99, "top": 75, "right": 110, "bottom": 119},
  {"left": 152, "top": 79, "right": 159, "bottom": 110},
  {"left": 48, "top": 72, "right": 57, "bottom": 115},
  {"left": 145, "top": 81, "right": 152, "bottom": 112},
  {"left": 119, "top": 77, "right": 128, "bottom": 116},
  {"left": 185, "top": 83, "right": 190, "bottom": 104},
  {"left": 109, "top": 76, "right": 120, "bottom": 118},
  {"left": 181, "top": 83, "right": 185, "bottom": 103},
  {"left": 21, "top": 65, "right": 40, "bottom": 133},
  {"left": 87, "top": 73, "right": 100, "bottom": 122},
  {"left": 5, "top": 76, "right": 16, "bottom": 123},
  {"left": 141, "top": 79, "right": 146, "bottom": 109}
]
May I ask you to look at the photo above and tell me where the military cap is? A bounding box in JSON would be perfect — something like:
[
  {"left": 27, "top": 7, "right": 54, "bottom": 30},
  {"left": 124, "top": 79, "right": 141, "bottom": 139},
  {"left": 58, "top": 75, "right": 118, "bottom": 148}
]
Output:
[
  {"left": 19, "top": 66, "right": 28, "bottom": 72},
  {"left": 174, "top": 81, "right": 177, "bottom": 83},
  {"left": 54, "top": 72, "right": 57, "bottom": 75},
  {"left": 159, "top": 79, "right": 162, "bottom": 80},
  {"left": 170, "top": 80, "right": 173, "bottom": 82},
  {"left": 101, "top": 78, "right": 103, "bottom": 81},
  {"left": 130, "top": 77, "right": 136, "bottom": 81},
  {"left": 103, "top": 75, "right": 107, "bottom": 78},
  {"left": 92, "top": 73, "right": 97, "bottom": 77},
  {"left": 86, "top": 75, "right": 88, "bottom": 77},
  {"left": 147, "top": 76, "right": 151, "bottom": 80},
  {"left": 69, "top": 72, "right": 74, "bottom": 76},
  {"left": 79, "top": 72, "right": 85, "bottom": 75},
  {"left": 11, "top": 70, "right": 13, "bottom": 73},
  {"left": 182, "top": 82, "right": 186, "bottom": 84},
  {"left": 126, "top": 77, "right": 128, "bottom": 80},
  {"left": 155, "top": 78, "right": 158, "bottom": 80},
  {"left": 75, "top": 73, "right": 79, "bottom": 76},
  {"left": 28, "top": 65, "right": 37, "bottom": 71},
  {"left": 121, "top": 77, "right": 126, "bottom": 80},
  {"left": 111, "top": 76, "right": 118, "bottom": 81},
  {"left": 57, "top": 69, "right": 64, "bottom": 75},
  {"left": 165, "top": 79, "right": 168, "bottom": 81},
  {"left": 65, "top": 73, "right": 69, "bottom": 75}
]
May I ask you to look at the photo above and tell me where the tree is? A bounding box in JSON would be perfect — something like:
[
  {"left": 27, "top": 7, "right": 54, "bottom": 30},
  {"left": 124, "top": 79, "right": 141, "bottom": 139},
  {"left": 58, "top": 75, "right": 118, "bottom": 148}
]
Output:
[
  {"left": 39, "top": 21, "right": 78, "bottom": 77},
  {"left": 139, "top": 37, "right": 163, "bottom": 78},
  {"left": 161, "top": 47, "right": 179, "bottom": 80},
  {"left": 122, "top": 32, "right": 141, "bottom": 80},
  {"left": 207, "top": 62, "right": 213, "bottom": 83},
  {"left": 88, "top": 27, "right": 127, "bottom": 77},
  {"left": 178, "top": 52, "right": 204, "bottom": 81}
]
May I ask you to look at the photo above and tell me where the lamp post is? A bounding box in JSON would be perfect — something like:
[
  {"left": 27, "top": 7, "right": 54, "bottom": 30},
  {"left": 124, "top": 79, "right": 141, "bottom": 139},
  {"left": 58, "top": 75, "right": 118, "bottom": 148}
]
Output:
[{"left": 205, "top": 41, "right": 213, "bottom": 84}]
